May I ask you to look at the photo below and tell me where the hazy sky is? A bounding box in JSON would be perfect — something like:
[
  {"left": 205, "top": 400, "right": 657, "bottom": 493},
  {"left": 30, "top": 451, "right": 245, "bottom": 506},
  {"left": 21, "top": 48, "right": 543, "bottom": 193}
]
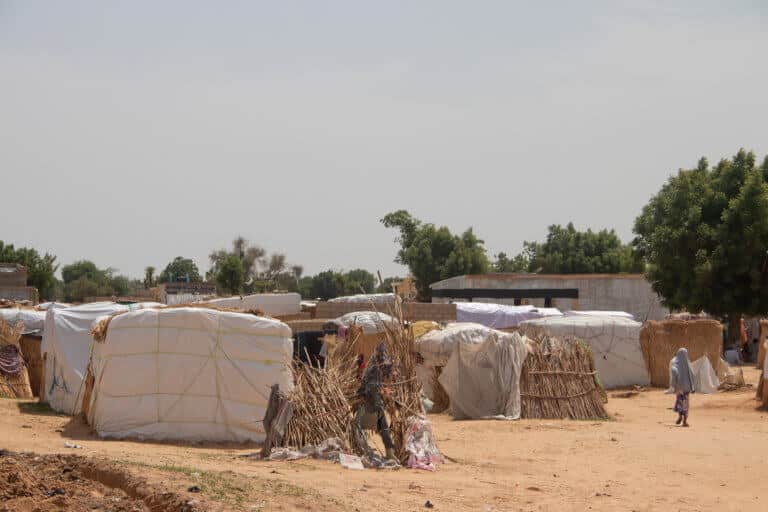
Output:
[{"left": 2, "top": 1, "right": 767, "bottom": 280}]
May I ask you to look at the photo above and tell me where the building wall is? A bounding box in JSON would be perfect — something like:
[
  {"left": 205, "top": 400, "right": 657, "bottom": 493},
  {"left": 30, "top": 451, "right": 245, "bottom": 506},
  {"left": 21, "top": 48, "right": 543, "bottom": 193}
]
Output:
[
  {"left": 431, "top": 274, "right": 668, "bottom": 321},
  {"left": 0, "top": 286, "right": 39, "bottom": 304}
]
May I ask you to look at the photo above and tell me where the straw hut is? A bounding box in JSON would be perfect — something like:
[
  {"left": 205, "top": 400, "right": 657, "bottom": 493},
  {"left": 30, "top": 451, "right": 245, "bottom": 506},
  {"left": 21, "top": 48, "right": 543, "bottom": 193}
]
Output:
[
  {"left": 639, "top": 319, "right": 723, "bottom": 388},
  {"left": 520, "top": 335, "right": 607, "bottom": 420},
  {"left": 0, "top": 319, "right": 34, "bottom": 399},
  {"left": 519, "top": 314, "right": 649, "bottom": 389}
]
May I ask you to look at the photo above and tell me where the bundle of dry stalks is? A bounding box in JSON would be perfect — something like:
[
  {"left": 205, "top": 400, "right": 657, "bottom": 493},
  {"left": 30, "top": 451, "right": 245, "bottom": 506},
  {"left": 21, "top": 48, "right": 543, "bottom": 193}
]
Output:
[
  {"left": 430, "top": 366, "right": 450, "bottom": 414},
  {"left": 281, "top": 298, "right": 424, "bottom": 463},
  {"left": 0, "top": 319, "right": 33, "bottom": 399},
  {"left": 520, "top": 332, "right": 607, "bottom": 420}
]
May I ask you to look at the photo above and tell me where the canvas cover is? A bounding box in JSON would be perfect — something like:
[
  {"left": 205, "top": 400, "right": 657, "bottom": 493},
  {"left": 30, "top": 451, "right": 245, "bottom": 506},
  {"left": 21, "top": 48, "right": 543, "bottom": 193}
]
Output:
[
  {"left": 335, "top": 311, "right": 396, "bottom": 335},
  {"left": 455, "top": 302, "right": 562, "bottom": 329},
  {"left": 86, "top": 307, "right": 293, "bottom": 442},
  {"left": 520, "top": 315, "right": 650, "bottom": 389},
  {"left": 416, "top": 323, "right": 492, "bottom": 367},
  {"left": 666, "top": 356, "right": 719, "bottom": 394},
  {"left": 41, "top": 302, "right": 163, "bottom": 414},
  {"left": 203, "top": 293, "right": 301, "bottom": 316},
  {"left": 328, "top": 293, "right": 396, "bottom": 304},
  {"left": 0, "top": 308, "right": 46, "bottom": 334},
  {"left": 565, "top": 310, "right": 635, "bottom": 320},
  {"left": 438, "top": 330, "right": 528, "bottom": 420},
  {"left": 36, "top": 302, "right": 72, "bottom": 311}
]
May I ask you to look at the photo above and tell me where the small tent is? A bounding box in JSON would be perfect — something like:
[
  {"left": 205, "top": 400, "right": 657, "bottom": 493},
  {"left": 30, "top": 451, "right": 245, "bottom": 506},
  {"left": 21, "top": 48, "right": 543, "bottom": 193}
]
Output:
[
  {"left": 520, "top": 315, "right": 650, "bottom": 389},
  {"left": 85, "top": 307, "right": 293, "bottom": 442},
  {"left": 202, "top": 293, "right": 301, "bottom": 317},
  {"left": 41, "top": 302, "right": 163, "bottom": 414}
]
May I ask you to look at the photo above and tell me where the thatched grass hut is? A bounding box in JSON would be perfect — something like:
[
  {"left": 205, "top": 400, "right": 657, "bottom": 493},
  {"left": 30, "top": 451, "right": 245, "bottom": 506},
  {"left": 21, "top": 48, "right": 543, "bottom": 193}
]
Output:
[
  {"left": 640, "top": 319, "right": 723, "bottom": 388},
  {"left": 520, "top": 335, "right": 607, "bottom": 420}
]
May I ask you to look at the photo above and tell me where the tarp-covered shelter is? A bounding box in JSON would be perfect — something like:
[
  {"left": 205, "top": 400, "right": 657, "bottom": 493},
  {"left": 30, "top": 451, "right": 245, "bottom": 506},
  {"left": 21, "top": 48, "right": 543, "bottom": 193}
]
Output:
[
  {"left": 41, "top": 302, "right": 163, "bottom": 414},
  {"left": 203, "top": 293, "right": 301, "bottom": 317},
  {"left": 84, "top": 307, "right": 293, "bottom": 442},
  {"left": 520, "top": 315, "right": 650, "bottom": 389},
  {"left": 328, "top": 293, "right": 396, "bottom": 304},
  {"left": 0, "top": 308, "right": 45, "bottom": 335},
  {"left": 455, "top": 302, "right": 561, "bottom": 330}
]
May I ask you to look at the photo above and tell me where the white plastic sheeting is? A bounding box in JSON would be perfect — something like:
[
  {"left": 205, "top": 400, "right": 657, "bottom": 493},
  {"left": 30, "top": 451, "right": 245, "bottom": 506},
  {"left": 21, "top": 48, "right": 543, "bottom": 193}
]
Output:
[
  {"left": 416, "top": 323, "right": 492, "bottom": 367},
  {"left": 565, "top": 310, "right": 635, "bottom": 320},
  {"left": 0, "top": 308, "right": 46, "bottom": 334},
  {"left": 438, "top": 330, "right": 528, "bottom": 420},
  {"left": 455, "top": 302, "right": 562, "bottom": 329},
  {"left": 666, "top": 356, "right": 719, "bottom": 394},
  {"left": 36, "top": 302, "right": 72, "bottom": 311},
  {"left": 329, "top": 293, "right": 396, "bottom": 304},
  {"left": 41, "top": 302, "right": 164, "bottom": 414},
  {"left": 86, "top": 307, "right": 293, "bottom": 442},
  {"left": 335, "top": 311, "right": 397, "bottom": 335},
  {"left": 203, "top": 293, "right": 301, "bottom": 316},
  {"left": 520, "top": 315, "right": 650, "bottom": 389}
]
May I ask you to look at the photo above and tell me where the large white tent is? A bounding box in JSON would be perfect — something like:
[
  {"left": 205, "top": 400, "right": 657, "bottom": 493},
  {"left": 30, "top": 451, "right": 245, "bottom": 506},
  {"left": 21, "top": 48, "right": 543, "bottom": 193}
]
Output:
[
  {"left": 520, "top": 315, "right": 650, "bottom": 389},
  {"left": 86, "top": 307, "right": 293, "bottom": 442},
  {"left": 455, "top": 302, "right": 562, "bottom": 329},
  {"left": 41, "top": 302, "right": 163, "bottom": 414}
]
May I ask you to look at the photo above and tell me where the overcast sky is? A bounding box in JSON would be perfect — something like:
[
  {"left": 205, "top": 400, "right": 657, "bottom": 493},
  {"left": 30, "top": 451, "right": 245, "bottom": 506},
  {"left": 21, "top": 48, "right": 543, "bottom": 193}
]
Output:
[{"left": 2, "top": 1, "right": 767, "bottom": 280}]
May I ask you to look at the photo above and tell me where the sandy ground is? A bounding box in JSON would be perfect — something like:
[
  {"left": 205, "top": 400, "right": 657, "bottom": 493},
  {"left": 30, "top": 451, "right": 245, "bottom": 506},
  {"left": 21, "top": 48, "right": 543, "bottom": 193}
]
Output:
[{"left": 2, "top": 368, "right": 766, "bottom": 512}]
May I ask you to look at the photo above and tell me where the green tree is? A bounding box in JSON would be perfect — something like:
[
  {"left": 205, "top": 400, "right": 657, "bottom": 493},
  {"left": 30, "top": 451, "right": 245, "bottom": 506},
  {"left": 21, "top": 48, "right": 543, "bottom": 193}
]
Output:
[
  {"left": 208, "top": 237, "right": 266, "bottom": 285},
  {"left": 343, "top": 268, "right": 376, "bottom": 295},
  {"left": 517, "top": 223, "right": 642, "bottom": 274},
  {"left": 61, "top": 260, "right": 114, "bottom": 302},
  {"left": 216, "top": 254, "right": 244, "bottom": 295},
  {"left": 634, "top": 149, "right": 768, "bottom": 343},
  {"left": 381, "top": 210, "right": 489, "bottom": 300},
  {"left": 310, "top": 270, "right": 346, "bottom": 300},
  {"left": 158, "top": 257, "right": 202, "bottom": 283},
  {"left": 0, "top": 242, "right": 59, "bottom": 299},
  {"left": 144, "top": 266, "right": 156, "bottom": 289},
  {"left": 297, "top": 276, "right": 315, "bottom": 298},
  {"left": 493, "top": 251, "right": 531, "bottom": 273}
]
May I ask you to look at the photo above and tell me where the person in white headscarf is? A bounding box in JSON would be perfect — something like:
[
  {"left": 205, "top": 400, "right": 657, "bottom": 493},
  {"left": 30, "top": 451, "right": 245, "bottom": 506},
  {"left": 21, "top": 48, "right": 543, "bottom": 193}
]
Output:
[{"left": 670, "top": 348, "right": 695, "bottom": 427}]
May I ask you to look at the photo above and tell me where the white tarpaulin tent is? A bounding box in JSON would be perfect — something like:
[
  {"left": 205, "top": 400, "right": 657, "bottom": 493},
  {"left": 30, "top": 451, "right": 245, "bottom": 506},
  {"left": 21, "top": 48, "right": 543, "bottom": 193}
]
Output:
[
  {"left": 520, "top": 315, "right": 650, "bottom": 389},
  {"left": 41, "top": 302, "right": 164, "bottom": 414},
  {"left": 86, "top": 307, "right": 293, "bottom": 442},
  {"left": 455, "top": 302, "right": 562, "bottom": 329},
  {"left": 328, "top": 293, "right": 396, "bottom": 304},
  {"left": 565, "top": 310, "right": 635, "bottom": 320},
  {"left": 203, "top": 293, "right": 301, "bottom": 316},
  {"left": 0, "top": 308, "right": 46, "bottom": 334},
  {"left": 438, "top": 329, "right": 528, "bottom": 420},
  {"left": 334, "top": 311, "right": 397, "bottom": 335}
]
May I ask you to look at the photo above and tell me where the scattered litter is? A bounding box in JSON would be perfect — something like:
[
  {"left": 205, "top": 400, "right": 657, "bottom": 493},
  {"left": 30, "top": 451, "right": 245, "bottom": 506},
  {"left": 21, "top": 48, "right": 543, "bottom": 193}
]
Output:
[
  {"left": 21, "top": 424, "right": 32, "bottom": 429},
  {"left": 64, "top": 441, "right": 83, "bottom": 449},
  {"left": 339, "top": 453, "right": 364, "bottom": 470},
  {"left": 526, "top": 486, "right": 542, "bottom": 492},
  {"left": 424, "top": 500, "right": 434, "bottom": 508},
  {"left": 404, "top": 416, "right": 443, "bottom": 471},
  {"left": 187, "top": 485, "right": 201, "bottom": 493},
  {"left": 43, "top": 488, "right": 65, "bottom": 497}
]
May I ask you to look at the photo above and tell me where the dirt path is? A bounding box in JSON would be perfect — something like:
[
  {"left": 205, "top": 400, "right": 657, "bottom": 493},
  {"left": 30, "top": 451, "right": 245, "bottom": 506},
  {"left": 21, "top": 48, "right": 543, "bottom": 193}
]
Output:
[{"left": 1, "top": 368, "right": 766, "bottom": 511}]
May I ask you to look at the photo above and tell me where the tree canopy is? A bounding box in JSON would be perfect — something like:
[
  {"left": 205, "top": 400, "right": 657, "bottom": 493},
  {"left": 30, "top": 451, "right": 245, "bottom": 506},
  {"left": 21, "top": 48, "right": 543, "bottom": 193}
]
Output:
[
  {"left": 215, "top": 254, "right": 244, "bottom": 295},
  {"left": 158, "top": 256, "right": 202, "bottom": 283},
  {"left": 634, "top": 150, "right": 768, "bottom": 332},
  {"left": 0, "top": 241, "right": 58, "bottom": 300},
  {"left": 60, "top": 260, "right": 132, "bottom": 302},
  {"left": 381, "top": 210, "right": 489, "bottom": 300}
]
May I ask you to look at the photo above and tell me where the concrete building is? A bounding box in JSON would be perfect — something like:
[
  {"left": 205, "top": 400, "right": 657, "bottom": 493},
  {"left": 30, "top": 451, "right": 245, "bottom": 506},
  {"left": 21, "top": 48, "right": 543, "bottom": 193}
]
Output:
[
  {"left": 431, "top": 273, "right": 668, "bottom": 321},
  {"left": 0, "top": 263, "right": 38, "bottom": 303}
]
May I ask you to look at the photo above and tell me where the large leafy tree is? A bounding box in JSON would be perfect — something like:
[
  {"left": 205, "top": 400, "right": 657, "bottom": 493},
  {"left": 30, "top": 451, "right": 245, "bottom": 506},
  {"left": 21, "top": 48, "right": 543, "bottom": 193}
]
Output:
[
  {"left": 634, "top": 149, "right": 768, "bottom": 342},
  {"left": 310, "top": 270, "right": 346, "bottom": 300},
  {"left": 343, "top": 268, "right": 376, "bottom": 295},
  {"left": 381, "top": 210, "right": 490, "bottom": 300},
  {"left": 61, "top": 260, "right": 126, "bottom": 301},
  {"left": 158, "top": 256, "right": 202, "bottom": 283},
  {"left": 517, "top": 223, "right": 642, "bottom": 274},
  {"left": 216, "top": 254, "right": 244, "bottom": 295},
  {"left": 0, "top": 242, "right": 58, "bottom": 299}
]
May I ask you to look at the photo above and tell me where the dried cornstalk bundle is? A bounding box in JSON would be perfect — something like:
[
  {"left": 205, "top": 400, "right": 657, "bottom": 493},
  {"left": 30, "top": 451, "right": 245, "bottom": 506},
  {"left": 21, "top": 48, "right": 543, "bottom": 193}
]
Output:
[
  {"left": 520, "top": 333, "right": 607, "bottom": 420},
  {"left": 430, "top": 366, "right": 450, "bottom": 414}
]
